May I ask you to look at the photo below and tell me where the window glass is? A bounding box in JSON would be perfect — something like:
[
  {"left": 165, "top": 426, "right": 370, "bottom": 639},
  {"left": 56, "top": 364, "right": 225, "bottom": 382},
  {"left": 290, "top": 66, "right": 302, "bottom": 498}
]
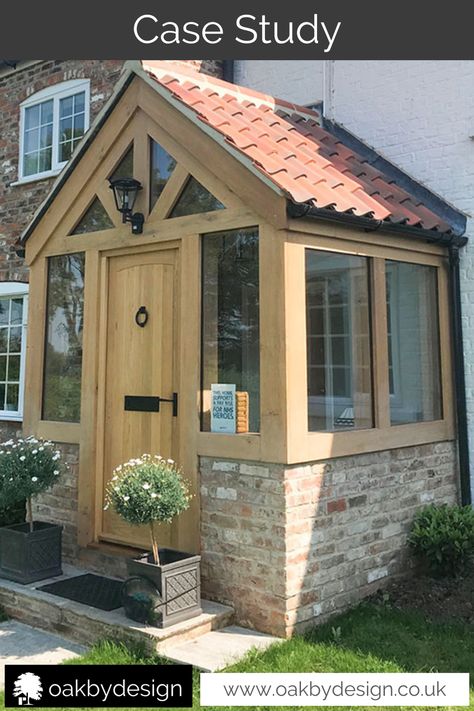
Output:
[
  {"left": 21, "top": 81, "right": 89, "bottom": 179},
  {"left": 202, "top": 228, "right": 260, "bottom": 433},
  {"left": 306, "top": 250, "right": 373, "bottom": 432},
  {"left": 0, "top": 294, "right": 27, "bottom": 417},
  {"left": 110, "top": 145, "right": 134, "bottom": 182},
  {"left": 149, "top": 139, "right": 176, "bottom": 211},
  {"left": 23, "top": 99, "right": 54, "bottom": 176},
  {"left": 170, "top": 177, "right": 224, "bottom": 218},
  {"left": 70, "top": 197, "right": 114, "bottom": 235},
  {"left": 43, "top": 254, "right": 85, "bottom": 422},
  {"left": 59, "top": 91, "right": 86, "bottom": 162},
  {"left": 386, "top": 261, "right": 442, "bottom": 424}
]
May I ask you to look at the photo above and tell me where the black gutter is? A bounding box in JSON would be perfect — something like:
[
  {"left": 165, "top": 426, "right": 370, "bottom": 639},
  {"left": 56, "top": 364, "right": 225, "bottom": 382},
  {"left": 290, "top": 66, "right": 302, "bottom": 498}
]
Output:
[
  {"left": 323, "top": 119, "right": 467, "bottom": 237},
  {"left": 449, "top": 246, "right": 471, "bottom": 505},
  {"left": 287, "top": 201, "right": 467, "bottom": 247},
  {"left": 289, "top": 200, "right": 471, "bottom": 505}
]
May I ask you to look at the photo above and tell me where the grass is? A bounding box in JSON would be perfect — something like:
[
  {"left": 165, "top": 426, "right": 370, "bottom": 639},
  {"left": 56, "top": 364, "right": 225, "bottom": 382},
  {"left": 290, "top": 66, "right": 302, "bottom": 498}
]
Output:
[{"left": 1, "top": 603, "right": 473, "bottom": 710}]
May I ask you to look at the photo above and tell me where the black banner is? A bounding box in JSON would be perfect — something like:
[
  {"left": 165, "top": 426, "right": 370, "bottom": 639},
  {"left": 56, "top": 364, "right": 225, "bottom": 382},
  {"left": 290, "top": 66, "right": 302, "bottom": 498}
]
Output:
[
  {"left": 4, "top": 664, "right": 193, "bottom": 708},
  {"left": 1, "top": 0, "right": 474, "bottom": 58}
]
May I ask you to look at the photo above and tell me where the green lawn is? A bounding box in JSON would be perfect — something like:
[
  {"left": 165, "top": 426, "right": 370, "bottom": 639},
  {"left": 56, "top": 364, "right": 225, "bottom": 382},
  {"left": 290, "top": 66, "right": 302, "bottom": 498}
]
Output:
[{"left": 1, "top": 603, "right": 473, "bottom": 710}]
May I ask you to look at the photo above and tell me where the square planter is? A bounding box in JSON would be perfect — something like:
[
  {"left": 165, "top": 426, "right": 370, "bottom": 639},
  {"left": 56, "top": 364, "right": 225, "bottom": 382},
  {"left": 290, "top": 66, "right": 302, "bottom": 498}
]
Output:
[
  {"left": 126, "top": 548, "right": 202, "bottom": 627},
  {"left": 0, "top": 522, "right": 62, "bottom": 584}
]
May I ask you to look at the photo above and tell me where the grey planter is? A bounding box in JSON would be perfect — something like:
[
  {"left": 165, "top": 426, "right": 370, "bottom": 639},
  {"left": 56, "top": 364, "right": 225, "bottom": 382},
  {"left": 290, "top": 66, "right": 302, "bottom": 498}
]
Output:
[
  {"left": 0, "top": 521, "right": 62, "bottom": 584},
  {"left": 126, "top": 548, "right": 201, "bottom": 627}
]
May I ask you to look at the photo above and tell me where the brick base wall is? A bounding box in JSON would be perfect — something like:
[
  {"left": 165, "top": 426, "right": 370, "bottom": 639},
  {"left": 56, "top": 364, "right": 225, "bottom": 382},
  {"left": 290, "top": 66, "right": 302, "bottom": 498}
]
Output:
[
  {"left": 33, "top": 443, "right": 79, "bottom": 563},
  {"left": 200, "top": 441, "right": 459, "bottom": 637}
]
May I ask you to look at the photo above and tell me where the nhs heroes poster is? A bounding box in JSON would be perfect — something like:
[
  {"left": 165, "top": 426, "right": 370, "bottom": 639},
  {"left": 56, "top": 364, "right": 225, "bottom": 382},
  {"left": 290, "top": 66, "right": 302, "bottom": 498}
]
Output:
[{"left": 211, "top": 384, "right": 236, "bottom": 434}]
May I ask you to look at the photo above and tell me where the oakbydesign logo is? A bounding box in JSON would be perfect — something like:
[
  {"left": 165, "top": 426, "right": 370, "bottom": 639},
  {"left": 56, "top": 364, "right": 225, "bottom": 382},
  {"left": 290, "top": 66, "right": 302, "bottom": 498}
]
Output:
[{"left": 13, "top": 673, "right": 43, "bottom": 706}]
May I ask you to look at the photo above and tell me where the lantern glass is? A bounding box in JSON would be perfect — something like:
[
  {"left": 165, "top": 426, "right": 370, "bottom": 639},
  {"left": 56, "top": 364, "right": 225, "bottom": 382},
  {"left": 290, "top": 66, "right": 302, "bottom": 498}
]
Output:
[{"left": 109, "top": 178, "right": 142, "bottom": 215}]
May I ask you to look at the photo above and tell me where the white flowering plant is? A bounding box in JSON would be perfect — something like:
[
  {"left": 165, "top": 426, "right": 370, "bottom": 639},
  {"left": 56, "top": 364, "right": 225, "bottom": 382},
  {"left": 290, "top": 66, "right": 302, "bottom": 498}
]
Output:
[
  {"left": 105, "top": 454, "right": 191, "bottom": 565},
  {"left": 0, "top": 437, "right": 62, "bottom": 532}
]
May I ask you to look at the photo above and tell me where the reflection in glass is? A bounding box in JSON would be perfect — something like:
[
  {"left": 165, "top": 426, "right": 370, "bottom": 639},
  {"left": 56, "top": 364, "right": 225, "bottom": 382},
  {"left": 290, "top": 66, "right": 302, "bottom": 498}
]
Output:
[
  {"left": 202, "top": 229, "right": 260, "bottom": 432},
  {"left": 0, "top": 294, "right": 27, "bottom": 414},
  {"left": 170, "top": 178, "right": 224, "bottom": 218},
  {"left": 306, "top": 250, "right": 373, "bottom": 432},
  {"left": 386, "top": 261, "right": 442, "bottom": 424},
  {"left": 110, "top": 145, "right": 134, "bottom": 182},
  {"left": 71, "top": 197, "right": 114, "bottom": 235},
  {"left": 149, "top": 139, "right": 176, "bottom": 211},
  {"left": 23, "top": 99, "right": 54, "bottom": 176},
  {"left": 59, "top": 91, "right": 86, "bottom": 162},
  {"left": 43, "top": 253, "right": 85, "bottom": 422}
]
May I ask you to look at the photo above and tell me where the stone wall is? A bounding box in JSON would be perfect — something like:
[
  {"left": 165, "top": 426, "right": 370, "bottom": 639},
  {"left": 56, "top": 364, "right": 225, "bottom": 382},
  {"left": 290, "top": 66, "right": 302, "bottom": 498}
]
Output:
[{"left": 200, "top": 441, "right": 459, "bottom": 637}]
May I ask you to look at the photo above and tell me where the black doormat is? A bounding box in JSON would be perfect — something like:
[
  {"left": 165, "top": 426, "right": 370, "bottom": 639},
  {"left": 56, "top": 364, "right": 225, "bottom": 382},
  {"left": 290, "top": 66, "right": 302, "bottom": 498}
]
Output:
[{"left": 38, "top": 573, "right": 123, "bottom": 611}]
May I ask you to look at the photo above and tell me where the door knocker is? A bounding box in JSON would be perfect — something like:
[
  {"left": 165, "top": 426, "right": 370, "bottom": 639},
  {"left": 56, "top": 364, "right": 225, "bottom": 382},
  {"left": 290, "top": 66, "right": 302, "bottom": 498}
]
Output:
[{"left": 135, "top": 306, "right": 149, "bottom": 328}]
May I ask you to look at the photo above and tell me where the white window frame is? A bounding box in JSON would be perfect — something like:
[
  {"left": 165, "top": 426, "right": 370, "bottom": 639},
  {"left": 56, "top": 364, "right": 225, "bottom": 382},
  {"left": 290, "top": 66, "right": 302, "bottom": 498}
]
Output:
[
  {"left": 18, "top": 79, "right": 90, "bottom": 183},
  {"left": 0, "top": 283, "right": 29, "bottom": 421}
]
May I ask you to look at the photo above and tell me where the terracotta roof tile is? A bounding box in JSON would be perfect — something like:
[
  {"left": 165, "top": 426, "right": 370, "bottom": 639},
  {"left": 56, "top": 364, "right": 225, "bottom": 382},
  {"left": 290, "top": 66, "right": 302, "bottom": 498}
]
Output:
[{"left": 142, "top": 61, "right": 452, "bottom": 235}]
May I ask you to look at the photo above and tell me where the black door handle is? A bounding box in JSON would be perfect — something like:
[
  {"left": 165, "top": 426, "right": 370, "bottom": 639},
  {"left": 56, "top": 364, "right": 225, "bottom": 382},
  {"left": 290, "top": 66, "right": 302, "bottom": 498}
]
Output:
[{"left": 158, "top": 393, "right": 178, "bottom": 417}]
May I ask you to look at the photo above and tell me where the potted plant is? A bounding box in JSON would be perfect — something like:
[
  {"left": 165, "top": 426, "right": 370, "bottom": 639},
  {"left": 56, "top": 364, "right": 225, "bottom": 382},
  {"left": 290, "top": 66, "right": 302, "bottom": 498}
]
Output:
[
  {"left": 105, "top": 454, "right": 202, "bottom": 627},
  {"left": 0, "top": 437, "right": 63, "bottom": 584}
]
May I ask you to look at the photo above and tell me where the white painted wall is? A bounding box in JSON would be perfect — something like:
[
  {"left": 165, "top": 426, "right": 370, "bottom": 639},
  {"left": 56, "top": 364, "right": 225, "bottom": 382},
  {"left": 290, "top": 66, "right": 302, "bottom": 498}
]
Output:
[{"left": 236, "top": 60, "right": 474, "bottom": 491}]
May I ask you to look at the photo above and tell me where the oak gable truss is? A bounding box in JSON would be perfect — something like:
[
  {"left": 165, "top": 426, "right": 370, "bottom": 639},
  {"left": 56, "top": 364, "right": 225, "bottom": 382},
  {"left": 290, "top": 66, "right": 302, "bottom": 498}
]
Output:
[{"left": 23, "top": 73, "right": 287, "bottom": 266}]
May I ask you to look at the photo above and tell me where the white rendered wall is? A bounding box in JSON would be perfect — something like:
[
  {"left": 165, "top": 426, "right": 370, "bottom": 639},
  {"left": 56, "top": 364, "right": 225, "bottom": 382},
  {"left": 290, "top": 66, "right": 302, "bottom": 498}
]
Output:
[{"left": 236, "top": 59, "right": 474, "bottom": 492}]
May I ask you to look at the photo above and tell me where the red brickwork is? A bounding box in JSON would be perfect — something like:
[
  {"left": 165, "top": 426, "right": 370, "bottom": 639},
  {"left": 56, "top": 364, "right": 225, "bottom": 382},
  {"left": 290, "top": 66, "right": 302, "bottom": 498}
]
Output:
[{"left": 0, "top": 59, "right": 223, "bottom": 282}]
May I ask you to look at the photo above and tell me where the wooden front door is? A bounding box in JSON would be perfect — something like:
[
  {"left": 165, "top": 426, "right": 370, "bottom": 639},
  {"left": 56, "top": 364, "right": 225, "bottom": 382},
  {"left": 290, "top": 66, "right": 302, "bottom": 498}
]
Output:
[{"left": 100, "top": 249, "right": 178, "bottom": 548}]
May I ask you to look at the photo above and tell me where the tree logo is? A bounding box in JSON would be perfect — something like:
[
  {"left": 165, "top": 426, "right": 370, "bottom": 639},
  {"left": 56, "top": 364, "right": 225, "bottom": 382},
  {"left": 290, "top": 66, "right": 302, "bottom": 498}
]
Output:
[{"left": 12, "top": 672, "right": 43, "bottom": 706}]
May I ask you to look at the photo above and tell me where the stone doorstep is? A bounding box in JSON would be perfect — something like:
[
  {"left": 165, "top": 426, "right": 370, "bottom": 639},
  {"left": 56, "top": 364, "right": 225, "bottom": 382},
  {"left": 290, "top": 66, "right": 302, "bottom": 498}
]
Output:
[
  {"left": 0, "top": 564, "right": 234, "bottom": 655},
  {"left": 162, "top": 625, "right": 283, "bottom": 672}
]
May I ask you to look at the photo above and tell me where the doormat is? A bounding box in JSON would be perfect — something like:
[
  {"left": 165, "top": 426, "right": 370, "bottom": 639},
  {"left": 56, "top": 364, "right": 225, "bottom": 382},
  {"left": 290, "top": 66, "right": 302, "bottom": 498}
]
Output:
[{"left": 38, "top": 573, "right": 123, "bottom": 611}]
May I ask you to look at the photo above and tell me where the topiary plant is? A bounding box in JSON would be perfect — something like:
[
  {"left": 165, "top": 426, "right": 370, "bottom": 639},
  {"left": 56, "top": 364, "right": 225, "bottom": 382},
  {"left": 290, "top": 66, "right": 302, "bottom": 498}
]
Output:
[
  {"left": 0, "top": 437, "right": 63, "bottom": 532},
  {"left": 105, "top": 454, "right": 191, "bottom": 565},
  {"left": 408, "top": 503, "right": 474, "bottom": 577}
]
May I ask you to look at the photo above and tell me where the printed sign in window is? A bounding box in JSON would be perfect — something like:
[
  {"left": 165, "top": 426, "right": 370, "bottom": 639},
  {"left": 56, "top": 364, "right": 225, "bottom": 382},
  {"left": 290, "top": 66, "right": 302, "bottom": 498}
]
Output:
[{"left": 211, "top": 384, "right": 236, "bottom": 433}]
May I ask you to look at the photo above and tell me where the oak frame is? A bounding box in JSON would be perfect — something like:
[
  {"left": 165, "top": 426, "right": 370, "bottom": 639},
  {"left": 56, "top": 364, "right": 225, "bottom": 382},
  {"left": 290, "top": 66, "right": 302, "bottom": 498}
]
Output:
[{"left": 22, "top": 75, "right": 457, "bottom": 552}]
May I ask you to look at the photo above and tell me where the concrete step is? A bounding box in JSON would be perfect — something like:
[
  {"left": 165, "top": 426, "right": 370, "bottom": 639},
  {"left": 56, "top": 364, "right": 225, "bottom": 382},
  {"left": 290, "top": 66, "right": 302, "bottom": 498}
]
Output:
[
  {"left": 0, "top": 565, "right": 234, "bottom": 655},
  {"left": 162, "top": 625, "right": 282, "bottom": 671}
]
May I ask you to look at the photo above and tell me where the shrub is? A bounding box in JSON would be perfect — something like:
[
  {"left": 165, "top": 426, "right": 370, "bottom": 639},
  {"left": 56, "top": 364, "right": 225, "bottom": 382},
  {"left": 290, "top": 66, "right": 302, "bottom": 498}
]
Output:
[
  {"left": 408, "top": 503, "right": 474, "bottom": 577},
  {"left": 105, "top": 454, "right": 191, "bottom": 565},
  {"left": 0, "top": 437, "right": 63, "bottom": 531}
]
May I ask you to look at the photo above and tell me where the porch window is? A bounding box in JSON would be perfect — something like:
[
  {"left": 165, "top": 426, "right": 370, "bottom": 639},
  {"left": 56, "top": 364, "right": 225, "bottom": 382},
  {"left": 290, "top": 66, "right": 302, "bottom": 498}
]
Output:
[
  {"left": 42, "top": 253, "right": 85, "bottom": 423},
  {"left": 0, "top": 283, "right": 28, "bottom": 421},
  {"left": 19, "top": 79, "right": 90, "bottom": 181},
  {"left": 170, "top": 178, "right": 224, "bottom": 218},
  {"left": 386, "top": 261, "right": 442, "bottom": 424},
  {"left": 201, "top": 228, "right": 260, "bottom": 433},
  {"left": 305, "top": 250, "right": 373, "bottom": 432},
  {"left": 149, "top": 139, "right": 176, "bottom": 210}
]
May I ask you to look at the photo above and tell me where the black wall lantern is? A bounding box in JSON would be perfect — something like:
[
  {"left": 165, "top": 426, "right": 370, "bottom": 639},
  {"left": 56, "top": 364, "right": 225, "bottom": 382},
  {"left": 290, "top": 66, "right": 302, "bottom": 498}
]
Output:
[{"left": 109, "top": 177, "right": 145, "bottom": 234}]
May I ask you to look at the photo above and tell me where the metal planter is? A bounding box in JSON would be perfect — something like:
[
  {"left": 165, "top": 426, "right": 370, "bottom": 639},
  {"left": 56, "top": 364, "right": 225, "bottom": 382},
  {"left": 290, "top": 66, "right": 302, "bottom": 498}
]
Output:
[
  {"left": 126, "top": 548, "right": 201, "bottom": 627},
  {"left": 0, "top": 521, "right": 62, "bottom": 584}
]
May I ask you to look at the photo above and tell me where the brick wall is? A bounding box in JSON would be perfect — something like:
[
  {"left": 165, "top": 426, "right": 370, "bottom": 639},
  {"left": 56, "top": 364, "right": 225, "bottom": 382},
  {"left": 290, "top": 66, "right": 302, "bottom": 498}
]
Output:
[
  {"left": 236, "top": 59, "right": 474, "bottom": 493},
  {"left": 200, "top": 441, "right": 458, "bottom": 637},
  {"left": 0, "top": 60, "right": 125, "bottom": 281},
  {"left": 32, "top": 443, "right": 80, "bottom": 563},
  {"left": 0, "top": 59, "right": 224, "bottom": 283}
]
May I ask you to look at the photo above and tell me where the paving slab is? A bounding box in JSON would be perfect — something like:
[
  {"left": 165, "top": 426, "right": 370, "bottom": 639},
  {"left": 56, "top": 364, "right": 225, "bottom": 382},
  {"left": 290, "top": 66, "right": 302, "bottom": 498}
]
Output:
[
  {"left": 0, "top": 620, "right": 86, "bottom": 690},
  {"left": 162, "top": 625, "right": 282, "bottom": 671}
]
